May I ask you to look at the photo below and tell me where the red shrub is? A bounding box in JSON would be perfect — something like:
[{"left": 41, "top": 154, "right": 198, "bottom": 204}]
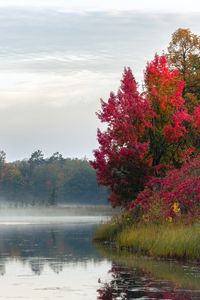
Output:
[{"left": 130, "top": 156, "right": 200, "bottom": 223}]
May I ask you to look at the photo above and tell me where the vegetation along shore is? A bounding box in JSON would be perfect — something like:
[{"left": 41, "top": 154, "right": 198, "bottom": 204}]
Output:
[{"left": 92, "top": 28, "right": 200, "bottom": 260}]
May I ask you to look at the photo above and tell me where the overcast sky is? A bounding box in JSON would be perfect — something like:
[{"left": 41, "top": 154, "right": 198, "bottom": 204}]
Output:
[
  {"left": 0, "top": 1, "right": 199, "bottom": 161},
  {"left": 0, "top": 0, "right": 200, "bottom": 12}
]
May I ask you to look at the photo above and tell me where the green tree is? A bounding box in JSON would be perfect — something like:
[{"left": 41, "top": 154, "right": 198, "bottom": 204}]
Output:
[
  {"left": 0, "top": 150, "right": 6, "bottom": 180},
  {"left": 48, "top": 152, "right": 63, "bottom": 163},
  {"left": 28, "top": 150, "right": 44, "bottom": 167}
]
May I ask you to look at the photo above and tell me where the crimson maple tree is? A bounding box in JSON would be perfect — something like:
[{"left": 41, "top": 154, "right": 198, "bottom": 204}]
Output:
[
  {"left": 144, "top": 54, "right": 192, "bottom": 169},
  {"left": 92, "top": 55, "right": 196, "bottom": 208},
  {"left": 91, "top": 68, "right": 153, "bottom": 207}
]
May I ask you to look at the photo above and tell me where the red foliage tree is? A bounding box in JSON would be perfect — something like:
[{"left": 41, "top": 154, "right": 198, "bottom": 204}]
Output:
[
  {"left": 92, "top": 55, "right": 195, "bottom": 208},
  {"left": 91, "top": 68, "right": 153, "bottom": 207},
  {"left": 192, "top": 104, "right": 200, "bottom": 148},
  {"left": 132, "top": 156, "right": 200, "bottom": 222},
  {"left": 144, "top": 54, "right": 192, "bottom": 168}
]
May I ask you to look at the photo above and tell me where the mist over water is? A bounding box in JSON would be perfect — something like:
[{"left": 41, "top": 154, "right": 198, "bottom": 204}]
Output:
[{"left": 0, "top": 204, "right": 113, "bottom": 225}]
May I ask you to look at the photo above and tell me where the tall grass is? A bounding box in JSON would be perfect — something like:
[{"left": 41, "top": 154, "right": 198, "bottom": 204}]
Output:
[
  {"left": 93, "top": 221, "right": 120, "bottom": 241},
  {"left": 94, "top": 218, "right": 200, "bottom": 260},
  {"left": 93, "top": 211, "right": 133, "bottom": 241},
  {"left": 117, "top": 223, "right": 200, "bottom": 260}
]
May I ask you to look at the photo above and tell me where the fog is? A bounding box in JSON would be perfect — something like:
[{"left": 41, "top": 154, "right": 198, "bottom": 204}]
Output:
[{"left": 0, "top": 204, "right": 114, "bottom": 225}]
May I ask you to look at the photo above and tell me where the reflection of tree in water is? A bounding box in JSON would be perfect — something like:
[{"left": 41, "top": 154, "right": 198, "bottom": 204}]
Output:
[
  {"left": 0, "top": 224, "right": 101, "bottom": 275},
  {"left": 97, "top": 263, "right": 198, "bottom": 300},
  {"left": 49, "top": 261, "right": 63, "bottom": 274},
  {"left": 29, "top": 258, "right": 44, "bottom": 275},
  {"left": 0, "top": 260, "right": 5, "bottom": 276}
]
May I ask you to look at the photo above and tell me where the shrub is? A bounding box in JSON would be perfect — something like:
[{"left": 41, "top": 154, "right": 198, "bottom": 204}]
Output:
[{"left": 129, "top": 156, "right": 200, "bottom": 223}]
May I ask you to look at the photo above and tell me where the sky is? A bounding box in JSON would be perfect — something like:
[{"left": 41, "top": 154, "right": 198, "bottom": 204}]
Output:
[
  {"left": 0, "top": 0, "right": 199, "bottom": 161},
  {"left": 0, "top": 0, "right": 200, "bottom": 12}
]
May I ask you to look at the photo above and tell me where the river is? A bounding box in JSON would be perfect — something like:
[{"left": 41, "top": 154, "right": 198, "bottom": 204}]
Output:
[{"left": 0, "top": 208, "right": 200, "bottom": 299}]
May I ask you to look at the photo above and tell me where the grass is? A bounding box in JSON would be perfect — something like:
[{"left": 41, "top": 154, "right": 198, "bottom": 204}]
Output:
[
  {"left": 93, "top": 215, "right": 124, "bottom": 241},
  {"left": 94, "top": 217, "right": 200, "bottom": 260},
  {"left": 117, "top": 223, "right": 200, "bottom": 259}
]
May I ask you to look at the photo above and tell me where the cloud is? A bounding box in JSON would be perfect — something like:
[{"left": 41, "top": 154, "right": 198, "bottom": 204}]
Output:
[
  {"left": 0, "top": 9, "right": 199, "bottom": 160},
  {"left": 0, "top": 70, "right": 121, "bottom": 108}
]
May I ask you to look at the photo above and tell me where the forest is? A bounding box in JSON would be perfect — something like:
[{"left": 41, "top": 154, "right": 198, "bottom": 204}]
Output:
[{"left": 0, "top": 150, "right": 107, "bottom": 206}]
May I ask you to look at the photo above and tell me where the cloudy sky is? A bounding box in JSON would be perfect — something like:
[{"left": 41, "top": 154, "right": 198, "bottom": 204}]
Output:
[
  {"left": 0, "top": 0, "right": 199, "bottom": 161},
  {"left": 0, "top": 0, "right": 200, "bottom": 12}
]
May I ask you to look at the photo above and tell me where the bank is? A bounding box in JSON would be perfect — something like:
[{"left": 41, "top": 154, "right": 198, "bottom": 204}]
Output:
[{"left": 93, "top": 215, "right": 200, "bottom": 261}]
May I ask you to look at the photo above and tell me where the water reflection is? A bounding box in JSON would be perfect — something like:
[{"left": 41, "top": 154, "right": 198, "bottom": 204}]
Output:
[
  {"left": 96, "top": 246, "right": 200, "bottom": 300},
  {"left": 0, "top": 223, "right": 104, "bottom": 275},
  {"left": 0, "top": 220, "right": 112, "bottom": 300},
  {"left": 1, "top": 221, "right": 200, "bottom": 299}
]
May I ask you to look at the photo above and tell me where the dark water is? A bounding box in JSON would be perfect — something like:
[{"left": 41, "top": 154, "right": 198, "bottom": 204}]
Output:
[{"left": 0, "top": 215, "right": 200, "bottom": 300}]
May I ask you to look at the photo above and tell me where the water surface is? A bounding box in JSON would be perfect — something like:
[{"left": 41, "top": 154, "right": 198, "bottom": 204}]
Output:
[
  {"left": 0, "top": 214, "right": 111, "bottom": 300},
  {"left": 96, "top": 246, "right": 200, "bottom": 300},
  {"left": 1, "top": 211, "right": 200, "bottom": 300}
]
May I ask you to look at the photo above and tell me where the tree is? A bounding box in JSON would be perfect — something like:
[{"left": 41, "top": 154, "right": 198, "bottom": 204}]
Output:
[
  {"left": 48, "top": 152, "right": 63, "bottom": 163},
  {"left": 0, "top": 150, "right": 6, "bottom": 164},
  {"left": 144, "top": 54, "right": 192, "bottom": 169},
  {"left": 92, "top": 55, "right": 194, "bottom": 208},
  {"left": 1, "top": 163, "right": 25, "bottom": 203},
  {"left": 91, "top": 68, "right": 153, "bottom": 207},
  {"left": 167, "top": 28, "right": 200, "bottom": 150},
  {"left": 167, "top": 28, "right": 200, "bottom": 112},
  {"left": 0, "top": 152, "right": 107, "bottom": 205},
  {"left": 0, "top": 150, "right": 6, "bottom": 180},
  {"left": 48, "top": 186, "right": 57, "bottom": 206},
  {"left": 28, "top": 150, "right": 44, "bottom": 167}
]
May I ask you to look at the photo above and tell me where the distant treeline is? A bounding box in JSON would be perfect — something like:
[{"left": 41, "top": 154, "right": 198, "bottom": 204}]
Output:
[{"left": 0, "top": 150, "right": 108, "bottom": 206}]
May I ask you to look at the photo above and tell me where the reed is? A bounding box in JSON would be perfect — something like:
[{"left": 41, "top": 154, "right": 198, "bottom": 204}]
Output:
[
  {"left": 117, "top": 223, "right": 200, "bottom": 260},
  {"left": 93, "top": 220, "right": 121, "bottom": 241},
  {"left": 94, "top": 218, "right": 200, "bottom": 260}
]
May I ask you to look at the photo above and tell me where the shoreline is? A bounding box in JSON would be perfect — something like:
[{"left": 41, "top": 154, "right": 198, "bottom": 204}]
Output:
[{"left": 93, "top": 220, "right": 200, "bottom": 261}]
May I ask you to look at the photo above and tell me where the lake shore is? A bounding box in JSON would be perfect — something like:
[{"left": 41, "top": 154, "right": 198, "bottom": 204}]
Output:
[{"left": 93, "top": 218, "right": 200, "bottom": 261}]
